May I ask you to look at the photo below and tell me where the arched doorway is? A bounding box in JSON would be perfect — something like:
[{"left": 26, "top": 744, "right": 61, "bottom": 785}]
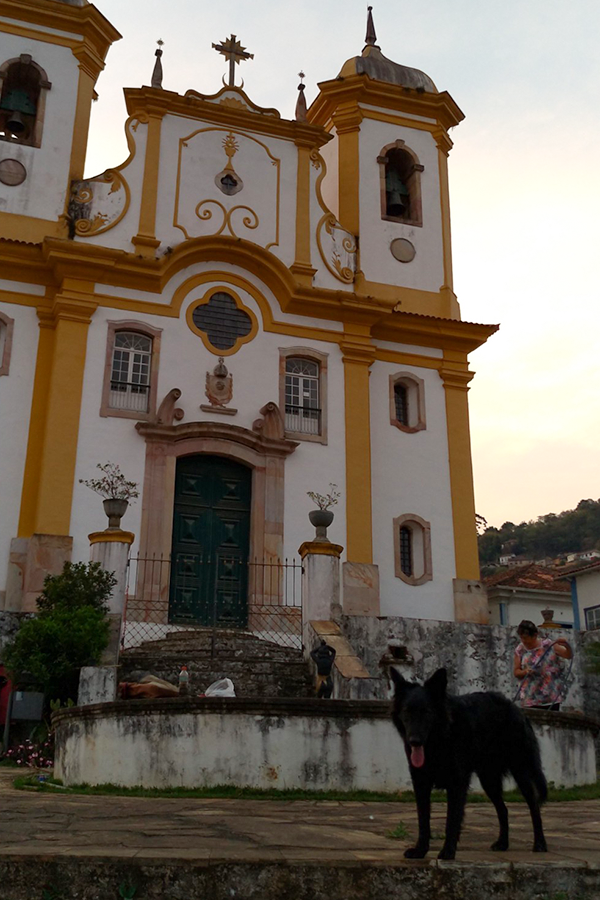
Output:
[{"left": 169, "top": 455, "right": 251, "bottom": 627}]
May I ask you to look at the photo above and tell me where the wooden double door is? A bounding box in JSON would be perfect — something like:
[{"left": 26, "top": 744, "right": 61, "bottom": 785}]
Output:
[{"left": 169, "top": 455, "right": 251, "bottom": 627}]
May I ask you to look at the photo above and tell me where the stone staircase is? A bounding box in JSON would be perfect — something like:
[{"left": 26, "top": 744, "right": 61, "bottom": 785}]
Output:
[{"left": 119, "top": 628, "right": 313, "bottom": 699}]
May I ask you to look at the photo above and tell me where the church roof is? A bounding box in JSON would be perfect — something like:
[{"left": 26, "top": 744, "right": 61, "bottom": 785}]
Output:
[
  {"left": 338, "top": 8, "right": 437, "bottom": 94},
  {"left": 338, "top": 44, "right": 438, "bottom": 94}
]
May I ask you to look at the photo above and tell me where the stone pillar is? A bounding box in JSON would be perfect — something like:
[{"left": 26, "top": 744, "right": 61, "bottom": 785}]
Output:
[
  {"left": 299, "top": 539, "right": 344, "bottom": 645},
  {"left": 89, "top": 529, "right": 134, "bottom": 676},
  {"left": 89, "top": 530, "right": 134, "bottom": 616}
]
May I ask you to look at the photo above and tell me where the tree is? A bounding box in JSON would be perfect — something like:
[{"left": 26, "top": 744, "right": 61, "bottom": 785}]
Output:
[{"left": 3, "top": 561, "right": 114, "bottom": 704}]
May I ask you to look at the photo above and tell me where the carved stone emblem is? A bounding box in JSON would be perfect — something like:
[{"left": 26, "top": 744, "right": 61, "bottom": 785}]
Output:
[{"left": 201, "top": 357, "right": 236, "bottom": 415}]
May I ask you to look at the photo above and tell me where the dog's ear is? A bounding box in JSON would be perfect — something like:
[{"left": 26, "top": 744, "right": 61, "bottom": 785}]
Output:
[
  {"left": 390, "top": 667, "right": 408, "bottom": 694},
  {"left": 425, "top": 668, "right": 447, "bottom": 699}
]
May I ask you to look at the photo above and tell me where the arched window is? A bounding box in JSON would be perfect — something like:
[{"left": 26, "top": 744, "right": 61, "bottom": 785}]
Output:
[
  {"left": 279, "top": 347, "right": 328, "bottom": 444},
  {"left": 389, "top": 372, "right": 426, "bottom": 433},
  {"left": 394, "top": 514, "right": 432, "bottom": 585},
  {"left": 0, "top": 311, "right": 14, "bottom": 376},
  {"left": 0, "top": 56, "right": 51, "bottom": 148},
  {"left": 101, "top": 321, "right": 162, "bottom": 420},
  {"left": 378, "top": 141, "right": 424, "bottom": 226}
]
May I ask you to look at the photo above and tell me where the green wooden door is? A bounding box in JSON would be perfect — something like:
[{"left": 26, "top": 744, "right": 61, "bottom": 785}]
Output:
[{"left": 169, "top": 455, "right": 251, "bottom": 627}]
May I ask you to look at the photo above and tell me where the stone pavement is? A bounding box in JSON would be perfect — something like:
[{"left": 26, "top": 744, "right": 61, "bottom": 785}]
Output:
[{"left": 1, "top": 768, "right": 600, "bottom": 899}]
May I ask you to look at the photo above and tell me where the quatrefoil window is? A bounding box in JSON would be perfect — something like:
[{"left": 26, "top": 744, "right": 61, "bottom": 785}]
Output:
[{"left": 187, "top": 289, "right": 257, "bottom": 355}]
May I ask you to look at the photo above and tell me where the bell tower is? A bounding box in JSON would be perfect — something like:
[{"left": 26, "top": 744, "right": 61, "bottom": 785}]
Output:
[
  {"left": 308, "top": 8, "right": 464, "bottom": 320},
  {"left": 0, "top": 0, "right": 120, "bottom": 242}
]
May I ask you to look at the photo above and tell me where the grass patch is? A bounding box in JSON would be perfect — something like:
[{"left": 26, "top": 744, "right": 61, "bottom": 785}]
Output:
[
  {"left": 13, "top": 776, "right": 600, "bottom": 803},
  {"left": 387, "top": 821, "right": 410, "bottom": 840}
]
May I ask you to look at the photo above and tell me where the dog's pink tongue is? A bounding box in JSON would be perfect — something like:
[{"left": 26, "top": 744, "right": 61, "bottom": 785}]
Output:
[{"left": 411, "top": 745, "right": 425, "bottom": 768}]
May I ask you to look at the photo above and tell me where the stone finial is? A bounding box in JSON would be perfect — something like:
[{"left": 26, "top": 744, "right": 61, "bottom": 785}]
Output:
[
  {"left": 295, "top": 71, "right": 308, "bottom": 122},
  {"left": 364, "top": 6, "right": 379, "bottom": 48},
  {"left": 151, "top": 40, "right": 164, "bottom": 89},
  {"left": 155, "top": 388, "right": 184, "bottom": 425},
  {"left": 252, "top": 402, "right": 285, "bottom": 440}
]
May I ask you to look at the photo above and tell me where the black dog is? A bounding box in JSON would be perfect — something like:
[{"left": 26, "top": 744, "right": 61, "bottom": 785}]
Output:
[{"left": 391, "top": 667, "right": 548, "bottom": 860}]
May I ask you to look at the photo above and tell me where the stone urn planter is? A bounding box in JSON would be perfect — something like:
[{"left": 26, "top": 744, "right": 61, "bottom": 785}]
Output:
[
  {"left": 103, "top": 498, "right": 128, "bottom": 529},
  {"left": 308, "top": 508, "right": 334, "bottom": 540}
]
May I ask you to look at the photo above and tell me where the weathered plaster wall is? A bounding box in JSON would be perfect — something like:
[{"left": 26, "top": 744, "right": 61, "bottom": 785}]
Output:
[
  {"left": 339, "top": 614, "right": 585, "bottom": 710},
  {"left": 53, "top": 698, "right": 597, "bottom": 791},
  {"left": 0, "top": 611, "right": 28, "bottom": 658}
]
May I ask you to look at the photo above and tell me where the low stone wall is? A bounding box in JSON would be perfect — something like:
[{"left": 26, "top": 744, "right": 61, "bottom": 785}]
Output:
[
  {"left": 340, "top": 615, "right": 586, "bottom": 709},
  {"left": 53, "top": 698, "right": 597, "bottom": 791}
]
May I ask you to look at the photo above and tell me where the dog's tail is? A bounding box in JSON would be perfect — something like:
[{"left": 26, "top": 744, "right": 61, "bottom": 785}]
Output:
[
  {"left": 521, "top": 716, "right": 548, "bottom": 805},
  {"left": 507, "top": 707, "right": 548, "bottom": 805}
]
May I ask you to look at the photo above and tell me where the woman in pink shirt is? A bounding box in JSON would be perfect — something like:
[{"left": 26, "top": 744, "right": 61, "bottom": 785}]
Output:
[{"left": 514, "top": 619, "right": 572, "bottom": 710}]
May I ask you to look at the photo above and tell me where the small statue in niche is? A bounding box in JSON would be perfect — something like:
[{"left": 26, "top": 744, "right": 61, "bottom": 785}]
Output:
[{"left": 204, "top": 357, "right": 233, "bottom": 408}]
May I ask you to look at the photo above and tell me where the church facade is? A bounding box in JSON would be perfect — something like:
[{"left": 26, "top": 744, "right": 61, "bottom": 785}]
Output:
[{"left": 0, "top": 0, "right": 496, "bottom": 626}]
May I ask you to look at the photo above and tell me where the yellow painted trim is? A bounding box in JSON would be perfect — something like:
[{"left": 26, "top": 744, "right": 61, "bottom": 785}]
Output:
[
  {"left": 132, "top": 111, "right": 163, "bottom": 256},
  {"left": 89, "top": 530, "right": 135, "bottom": 545},
  {"left": 438, "top": 145, "right": 454, "bottom": 293},
  {"left": 173, "top": 127, "right": 281, "bottom": 250},
  {"left": 18, "top": 293, "right": 96, "bottom": 537},
  {"left": 440, "top": 360, "right": 480, "bottom": 581},
  {"left": 68, "top": 64, "right": 95, "bottom": 182},
  {"left": 171, "top": 271, "right": 343, "bottom": 345},
  {"left": 374, "top": 348, "right": 442, "bottom": 371},
  {"left": 334, "top": 106, "right": 361, "bottom": 237},
  {"left": 0, "top": 0, "right": 122, "bottom": 62},
  {"left": 361, "top": 107, "right": 436, "bottom": 130},
  {"left": 125, "top": 86, "right": 331, "bottom": 149},
  {"left": 0, "top": 211, "right": 65, "bottom": 244},
  {"left": 185, "top": 284, "right": 258, "bottom": 356},
  {"left": 341, "top": 332, "right": 375, "bottom": 563},
  {"left": 0, "top": 20, "right": 77, "bottom": 49},
  {"left": 299, "top": 541, "right": 344, "bottom": 559},
  {"left": 17, "top": 312, "right": 54, "bottom": 536},
  {"left": 293, "top": 144, "right": 312, "bottom": 276}
]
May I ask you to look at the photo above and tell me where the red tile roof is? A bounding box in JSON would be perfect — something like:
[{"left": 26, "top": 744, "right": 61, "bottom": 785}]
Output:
[{"left": 484, "top": 564, "right": 571, "bottom": 594}]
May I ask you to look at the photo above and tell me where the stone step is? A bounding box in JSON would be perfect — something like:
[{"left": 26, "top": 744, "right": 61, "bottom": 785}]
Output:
[{"left": 119, "top": 627, "right": 313, "bottom": 699}]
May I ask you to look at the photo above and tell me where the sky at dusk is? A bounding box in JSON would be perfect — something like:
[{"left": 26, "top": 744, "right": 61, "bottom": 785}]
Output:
[{"left": 84, "top": 0, "right": 600, "bottom": 530}]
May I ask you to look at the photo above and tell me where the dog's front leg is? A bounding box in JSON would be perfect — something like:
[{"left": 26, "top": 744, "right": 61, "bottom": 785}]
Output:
[
  {"left": 438, "top": 782, "right": 468, "bottom": 860},
  {"left": 404, "top": 777, "right": 431, "bottom": 859}
]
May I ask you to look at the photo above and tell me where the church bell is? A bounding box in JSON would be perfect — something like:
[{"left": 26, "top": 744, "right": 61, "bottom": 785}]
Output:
[{"left": 5, "top": 110, "right": 26, "bottom": 135}]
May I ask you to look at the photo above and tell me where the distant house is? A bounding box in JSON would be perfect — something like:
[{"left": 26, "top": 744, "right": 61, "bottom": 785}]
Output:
[
  {"left": 566, "top": 550, "right": 600, "bottom": 564},
  {"left": 557, "top": 561, "right": 600, "bottom": 631},
  {"left": 485, "top": 565, "right": 573, "bottom": 628},
  {"left": 506, "top": 556, "right": 534, "bottom": 569}
]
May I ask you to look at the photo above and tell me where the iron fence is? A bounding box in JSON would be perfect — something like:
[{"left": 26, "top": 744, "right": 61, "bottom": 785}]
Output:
[{"left": 122, "top": 554, "right": 303, "bottom": 652}]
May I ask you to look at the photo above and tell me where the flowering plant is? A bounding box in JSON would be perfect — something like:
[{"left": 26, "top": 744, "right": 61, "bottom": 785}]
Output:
[
  {"left": 79, "top": 462, "right": 139, "bottom": 501},
  {"left": 306, "top": 483, "right": 340, "bottom": 511},
  {"left": 4, "top": 737, "right": 54, "bottom": 769}
]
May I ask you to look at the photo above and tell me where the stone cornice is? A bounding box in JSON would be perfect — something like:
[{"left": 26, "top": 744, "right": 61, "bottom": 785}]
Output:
[
  {"left": 135, "top": 420, "right": 299, "bottom": 459},
  {"left": 124, "top": 87, "right": 333, "bottom": 149},
  {"left": 0, "top": 0, "right": 122, "bottom": 66},
  {"left": 308, "top": 74, "right": 465, "bottom": 135}
]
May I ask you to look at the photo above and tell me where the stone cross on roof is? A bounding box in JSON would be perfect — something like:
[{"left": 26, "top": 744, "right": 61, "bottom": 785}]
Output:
[{"left": 212, "top": 34, "right": 254, "bottom": 87}]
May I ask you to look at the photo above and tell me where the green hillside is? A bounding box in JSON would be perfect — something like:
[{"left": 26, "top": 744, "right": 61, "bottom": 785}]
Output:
[{"left": 478, "top": 499, "right": 600, "bottom": 566}]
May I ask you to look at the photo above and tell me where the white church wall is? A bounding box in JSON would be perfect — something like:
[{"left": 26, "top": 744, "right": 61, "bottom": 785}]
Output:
[
  {"left": 0, "top": 302, "right": 39, "bottom": 593},
  {"left": 358, "top": 117, "right": 445, "bottom": 292},
  {"left": 369, "top": 356, "right": 456, "bottom": 620},
  {"left": 0, "top": 36, "right": 80, "bottom": 222},
  {"left": 69, "top": 282, "right": 346, "bottom": 567},
  {"left": 148, "top": 116, "right": 298, "bottom": 266}
]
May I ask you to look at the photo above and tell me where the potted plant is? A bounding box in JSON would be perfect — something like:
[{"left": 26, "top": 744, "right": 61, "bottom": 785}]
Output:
[
  {"left": 79, "top": 462, "right": 139, "bottom": 529},
  {"left": 306, "top": 483, "right": 340, "bottom": 538}
]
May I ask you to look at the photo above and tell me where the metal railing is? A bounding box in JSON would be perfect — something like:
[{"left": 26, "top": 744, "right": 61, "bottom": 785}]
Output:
[
  {"left": 109, "top": 381, "right": 149, "bottom": 412},
  {"left": 284, "top": 404, "right": 321, "bottom": 436},
  {"left": 122, "top": 554, "right": 303, "bottom": 652}
]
